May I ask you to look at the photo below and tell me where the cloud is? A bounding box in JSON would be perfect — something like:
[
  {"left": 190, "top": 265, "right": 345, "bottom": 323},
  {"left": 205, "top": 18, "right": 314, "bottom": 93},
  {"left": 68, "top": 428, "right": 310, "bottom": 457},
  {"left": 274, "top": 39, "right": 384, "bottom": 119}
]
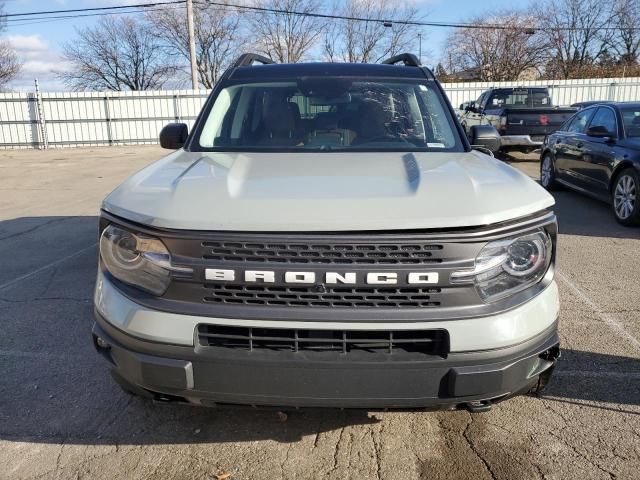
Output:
[
  {"left": 6, "top": 35, "right": 69, "bottom": 91},
  {"left": 7, "top": 34, "right": 49, "bottom": 58}
]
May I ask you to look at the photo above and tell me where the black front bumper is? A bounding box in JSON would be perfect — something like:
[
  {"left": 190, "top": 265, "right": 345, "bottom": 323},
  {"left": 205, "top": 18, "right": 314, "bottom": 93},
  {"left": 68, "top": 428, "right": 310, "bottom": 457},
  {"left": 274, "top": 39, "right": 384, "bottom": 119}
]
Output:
[{"left": 93, "top": 313, "right": 559, "bottom": 410}]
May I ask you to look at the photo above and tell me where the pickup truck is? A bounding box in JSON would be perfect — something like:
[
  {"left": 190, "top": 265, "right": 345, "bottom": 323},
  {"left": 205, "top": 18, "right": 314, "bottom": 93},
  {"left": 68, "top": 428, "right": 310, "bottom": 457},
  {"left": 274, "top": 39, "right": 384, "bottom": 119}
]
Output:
[
  {"left": 459, "top": 87, "right": 576, "bottom": 153},
  {"left": 92, "top": 53, "right": 560, "bottom": 411}
]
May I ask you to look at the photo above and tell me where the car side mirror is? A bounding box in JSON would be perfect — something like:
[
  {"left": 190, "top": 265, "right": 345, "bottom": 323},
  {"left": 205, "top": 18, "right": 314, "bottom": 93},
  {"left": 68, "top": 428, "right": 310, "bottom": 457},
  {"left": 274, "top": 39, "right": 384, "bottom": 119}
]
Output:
[
  {"left": 159, "top": 123, "right": 188, "bottom": 149},
  {"left": 586, "top": 125, "right": 615, "bottom": 139},
  {"left": 469, "top": 125, "right": 501, "bottom": 154}
]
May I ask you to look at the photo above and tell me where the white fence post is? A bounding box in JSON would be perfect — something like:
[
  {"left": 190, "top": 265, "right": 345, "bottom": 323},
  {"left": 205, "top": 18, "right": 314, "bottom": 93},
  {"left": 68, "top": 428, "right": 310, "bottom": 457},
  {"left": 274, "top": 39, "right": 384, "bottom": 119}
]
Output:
[
  {"left": 103, "top": 95, "right": 113, "bottom": 146},
  {"left": 34, "top": 79, "right": 48, "bottom": 149}
]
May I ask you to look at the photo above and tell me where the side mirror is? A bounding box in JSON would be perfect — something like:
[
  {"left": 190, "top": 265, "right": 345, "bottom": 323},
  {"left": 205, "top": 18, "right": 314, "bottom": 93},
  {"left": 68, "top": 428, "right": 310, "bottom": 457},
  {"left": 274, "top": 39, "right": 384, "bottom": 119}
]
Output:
[
  {"left": 469, "top": 125, "right": 501, "bottom": 154},
  {"left": 586, "top": 125, "right": 615, "bottom": 139},
  {"left": 459, "top": 103, "right": 465, "bottom": 110},
  {"left": 159, "top": 123, "right": 188, "bottom": 149}
]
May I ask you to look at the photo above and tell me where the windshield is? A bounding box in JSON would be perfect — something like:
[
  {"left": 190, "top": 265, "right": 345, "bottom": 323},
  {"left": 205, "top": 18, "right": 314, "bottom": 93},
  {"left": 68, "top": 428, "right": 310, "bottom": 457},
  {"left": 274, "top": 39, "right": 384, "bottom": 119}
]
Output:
[
  {"left": 621, "top": 107, "right": 640, "bottom": 137},
  {"left": 194, "top": 78, "right": 463, "bottom": 152},
  {"left": 486, "top": 88, "right": 551, "bottom": 108}
]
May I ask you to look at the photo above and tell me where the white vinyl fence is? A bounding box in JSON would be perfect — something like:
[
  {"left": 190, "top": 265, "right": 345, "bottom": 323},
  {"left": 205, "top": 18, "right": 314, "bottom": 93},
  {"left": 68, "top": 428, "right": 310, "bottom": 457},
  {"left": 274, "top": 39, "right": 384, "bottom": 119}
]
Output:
[{"left": 3, "top": 77, "right": 640, "bottom": 149}]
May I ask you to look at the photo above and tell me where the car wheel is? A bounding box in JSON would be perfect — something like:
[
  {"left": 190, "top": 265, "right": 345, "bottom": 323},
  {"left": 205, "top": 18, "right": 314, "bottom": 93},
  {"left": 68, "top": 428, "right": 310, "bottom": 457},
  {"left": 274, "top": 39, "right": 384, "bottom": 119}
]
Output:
[
  {"left": 540, "top": 154, "right": 558, "bottom": 190},
  {"left": 612, "top": 168, "right": 640, "bottom": 226}
]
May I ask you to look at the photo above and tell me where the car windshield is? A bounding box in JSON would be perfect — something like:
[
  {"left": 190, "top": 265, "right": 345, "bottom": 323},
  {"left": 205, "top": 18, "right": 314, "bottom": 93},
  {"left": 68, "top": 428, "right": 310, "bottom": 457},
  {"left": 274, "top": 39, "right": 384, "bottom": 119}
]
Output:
[
  {"left": 621, "top": 107, "right": 640, "bottom": 137},
  {"left": 486, "top": 88, "right": 551, "bottom": 108},
  {"left": 195, "top": 78, "right": 463, "bottom": 152}
]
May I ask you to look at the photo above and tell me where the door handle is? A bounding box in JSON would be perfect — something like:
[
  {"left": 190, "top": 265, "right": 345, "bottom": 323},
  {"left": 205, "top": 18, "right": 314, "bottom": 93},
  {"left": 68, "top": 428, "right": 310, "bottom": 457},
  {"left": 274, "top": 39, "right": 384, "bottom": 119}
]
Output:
[{"left": 576, "top": 142, "right": 584, "bottom": 148}]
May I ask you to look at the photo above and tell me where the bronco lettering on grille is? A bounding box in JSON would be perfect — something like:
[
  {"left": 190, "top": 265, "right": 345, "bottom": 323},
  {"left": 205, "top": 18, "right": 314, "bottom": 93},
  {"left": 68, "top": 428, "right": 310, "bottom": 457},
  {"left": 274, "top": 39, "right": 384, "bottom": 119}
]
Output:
[{"left": 204, "top": 269, "right": 439, "bottom": 285}]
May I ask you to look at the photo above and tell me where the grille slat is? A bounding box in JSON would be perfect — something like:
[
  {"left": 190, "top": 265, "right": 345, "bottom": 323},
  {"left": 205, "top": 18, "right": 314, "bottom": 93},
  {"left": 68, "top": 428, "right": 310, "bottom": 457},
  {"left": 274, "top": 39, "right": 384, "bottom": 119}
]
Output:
[
  {"left": 202, "top": 241, "right": 444, "bottom": 265},
  {"left": 197, "top": 325, "right": 449, "bottom": 357},
  {"left": 202, "top": 284, "right": 442, "bottom": 308}
]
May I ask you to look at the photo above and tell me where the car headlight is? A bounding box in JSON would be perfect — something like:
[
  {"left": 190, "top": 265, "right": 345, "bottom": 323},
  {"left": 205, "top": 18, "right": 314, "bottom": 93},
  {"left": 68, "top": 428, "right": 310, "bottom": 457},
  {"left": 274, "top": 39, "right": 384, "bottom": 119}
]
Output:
[
  {"left": 451, "top": 229, "right": 552, "bottom": 302},
  {"left": 100, "top": 225, "right": 191, "bottom": 295}
]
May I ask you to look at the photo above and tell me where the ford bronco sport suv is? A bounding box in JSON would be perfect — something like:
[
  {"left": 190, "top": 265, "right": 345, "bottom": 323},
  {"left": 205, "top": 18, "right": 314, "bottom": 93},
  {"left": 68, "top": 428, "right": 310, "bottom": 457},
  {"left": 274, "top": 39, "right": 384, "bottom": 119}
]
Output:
[{"left": 93, "top": 53, "right": 560, "bottom": 411}]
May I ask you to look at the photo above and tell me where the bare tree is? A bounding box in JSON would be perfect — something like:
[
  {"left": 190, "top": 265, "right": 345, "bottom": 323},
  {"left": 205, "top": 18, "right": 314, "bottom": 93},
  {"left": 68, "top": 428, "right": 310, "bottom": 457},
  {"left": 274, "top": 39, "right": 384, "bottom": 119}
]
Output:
[
  {"left": 540, "top": 0, "right": 616, "bottom": 78},
  {"left": 250, "top": 0, "right": 326, "bottom": 63},
  {"left": 444, "top": 11, "right": 548, "bottom": 81},
  {"left": 58, "top": 15, "right": 178, "bottom": 91},
  {"left": 324, "top": 0, "right": 421, "bottom": 63},
  {"left": 0, "top": 2, "right": 21, "bottom": 88},
  {"left": 148, "top": 1, "right": 243, "bottom": 88},
  {"left": 0, "top": 41, "right": 20, "bottom": 88},
  {"left": 609, "top": 0, "right": 640, "bottom": 65}
]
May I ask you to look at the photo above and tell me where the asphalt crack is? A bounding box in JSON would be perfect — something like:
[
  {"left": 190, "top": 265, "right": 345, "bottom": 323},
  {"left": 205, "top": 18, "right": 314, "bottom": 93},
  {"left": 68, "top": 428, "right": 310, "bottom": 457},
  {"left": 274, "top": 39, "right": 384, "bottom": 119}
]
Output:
[
  {"left": 0, "top": 296, "right": 90, "bottom": 304},
  {"left": 330, "top": 427, "right": 346, "bottom": 474},
  {"left": 544, "top": 405, "right": 617, "bottom": 479},
  {"left": 55, "top": 440, "right": 65, "bottom": 472},
  {"left": 280, "top": 442, "right": 292, "bottom": 480},
  {"left": 462, "top": 413, "right": 497, "bottom": 480},
  {"left": 0, "top": 217, "right": 75, "bottom": 241},
  {"left": 369, "top": 424, "right": 382, "bottom": 480}
]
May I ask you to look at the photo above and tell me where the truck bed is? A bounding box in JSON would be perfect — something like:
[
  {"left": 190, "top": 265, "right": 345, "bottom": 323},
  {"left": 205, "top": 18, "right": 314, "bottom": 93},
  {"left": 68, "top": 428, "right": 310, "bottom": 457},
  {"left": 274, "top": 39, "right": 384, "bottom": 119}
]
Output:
[{"left": 502, "top": 107, "right": 576, "bottom": 141}]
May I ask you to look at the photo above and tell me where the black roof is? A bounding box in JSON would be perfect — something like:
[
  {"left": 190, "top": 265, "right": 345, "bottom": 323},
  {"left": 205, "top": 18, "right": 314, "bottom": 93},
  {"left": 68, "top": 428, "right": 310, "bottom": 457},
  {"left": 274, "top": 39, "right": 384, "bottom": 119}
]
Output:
[
  {"left": 571, "top": 101, "right": 640, "bottom": 108},
  {"left": 228, "top": 62, "right": 431, "bottom": 80}
]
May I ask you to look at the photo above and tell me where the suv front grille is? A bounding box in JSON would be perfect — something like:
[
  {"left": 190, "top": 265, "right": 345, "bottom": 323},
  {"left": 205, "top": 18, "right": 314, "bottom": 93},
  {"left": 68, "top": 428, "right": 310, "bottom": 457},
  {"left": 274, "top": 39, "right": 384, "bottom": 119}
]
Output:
[
  {"left": 202, "top": 240, "right": 444, "bottom": 265},
  {"left": 202, "top": 284, "right": 442, "bottom": 308},
  {"left": 197, "top": 324, "right": 449, "bottom": 357}
]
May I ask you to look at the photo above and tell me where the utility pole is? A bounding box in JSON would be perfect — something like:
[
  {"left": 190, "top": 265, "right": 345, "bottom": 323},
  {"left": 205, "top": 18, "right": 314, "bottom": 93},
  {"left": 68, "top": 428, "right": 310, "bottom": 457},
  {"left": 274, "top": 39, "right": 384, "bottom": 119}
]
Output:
[
  {"left": 186, "top": 0, "right": 198, "bottom": 89},
  {"left": 418, "top": 33, "right": 422, "bottom": 65}
]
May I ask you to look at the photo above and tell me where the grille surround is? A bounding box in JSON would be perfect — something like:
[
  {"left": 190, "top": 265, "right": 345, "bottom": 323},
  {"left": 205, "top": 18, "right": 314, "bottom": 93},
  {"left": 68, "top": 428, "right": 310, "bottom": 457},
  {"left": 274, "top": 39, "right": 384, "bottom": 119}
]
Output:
[
  {"left": 202, "top": 283, "right": 442, "bottom": 308},
  {"left": 101, "top": 209, "right": 557, "bottom": 322},
  {"left": 197, "top": 324, "right": 450, "bottom": 358}
]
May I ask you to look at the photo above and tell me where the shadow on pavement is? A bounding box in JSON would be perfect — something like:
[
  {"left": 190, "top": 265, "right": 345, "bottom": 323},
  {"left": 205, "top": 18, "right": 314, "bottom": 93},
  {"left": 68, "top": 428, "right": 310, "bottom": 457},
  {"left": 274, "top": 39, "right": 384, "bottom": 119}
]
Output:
[{"left": 552, "top": 190, "right": 640, "bottom": 240}]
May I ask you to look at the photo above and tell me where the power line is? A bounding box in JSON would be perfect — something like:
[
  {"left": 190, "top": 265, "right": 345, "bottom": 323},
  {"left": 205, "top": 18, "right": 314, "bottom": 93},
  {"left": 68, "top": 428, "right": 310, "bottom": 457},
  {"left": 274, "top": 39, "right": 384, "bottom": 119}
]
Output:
[
  {"left": 2, "top": 1, "right": 185, "bottom": 18},
  {"left": 5, "top": 5, "right": 185, "bottom": 27},
  {"left": 199, "top": 1, "right": 521, "bottom": 31},
  {"left": 2, "top": 0, "right": 639, "bottom": 32},
  {"left": 199, "top": 0, "right": 640, "bottom": 33}
]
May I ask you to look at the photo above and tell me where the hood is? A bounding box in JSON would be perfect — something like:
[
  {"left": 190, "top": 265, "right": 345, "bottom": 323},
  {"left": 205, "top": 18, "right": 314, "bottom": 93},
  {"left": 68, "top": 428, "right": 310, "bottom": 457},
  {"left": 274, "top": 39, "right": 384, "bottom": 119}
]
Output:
[{"left": 103, "top": 149, "right": 554, "bottom": 231}]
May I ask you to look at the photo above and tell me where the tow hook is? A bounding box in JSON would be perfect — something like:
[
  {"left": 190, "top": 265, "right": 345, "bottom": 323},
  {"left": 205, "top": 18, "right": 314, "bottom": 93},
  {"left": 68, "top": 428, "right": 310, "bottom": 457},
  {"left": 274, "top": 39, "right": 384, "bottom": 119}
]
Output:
[
  {"left": 539, "top": 344, "right": 561, "bottom": 362},
  {"left": 465, "top": 400, "right": 492, "bottom": 413}
]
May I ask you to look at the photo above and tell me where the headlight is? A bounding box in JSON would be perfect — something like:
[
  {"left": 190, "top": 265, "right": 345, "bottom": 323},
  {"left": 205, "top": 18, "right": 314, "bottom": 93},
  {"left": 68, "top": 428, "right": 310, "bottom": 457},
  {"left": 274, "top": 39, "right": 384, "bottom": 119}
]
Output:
[
  {"left": 100, "top": 225, "right": 191, "bottom": 295},
  {"left": 451, "top": 229, "right": 552, "bottom": 303}
]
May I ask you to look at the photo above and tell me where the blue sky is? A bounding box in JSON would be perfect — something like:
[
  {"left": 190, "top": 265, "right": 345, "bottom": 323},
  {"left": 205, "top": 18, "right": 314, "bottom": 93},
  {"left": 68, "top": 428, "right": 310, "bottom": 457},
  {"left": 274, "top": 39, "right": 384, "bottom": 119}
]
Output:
[{"left": 3, "top": 0, "right": 516, "bottom": 91}]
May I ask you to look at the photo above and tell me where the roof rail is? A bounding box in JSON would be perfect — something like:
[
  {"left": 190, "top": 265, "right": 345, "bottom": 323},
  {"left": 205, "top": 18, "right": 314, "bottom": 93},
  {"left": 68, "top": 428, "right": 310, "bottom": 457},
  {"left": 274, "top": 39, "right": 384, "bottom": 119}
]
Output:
[
  {"left": 381, "top": 53, "right": 421, "bottom": 67},
  {"left": 232, "top": 53, "right": 274, "bottom": 68}
]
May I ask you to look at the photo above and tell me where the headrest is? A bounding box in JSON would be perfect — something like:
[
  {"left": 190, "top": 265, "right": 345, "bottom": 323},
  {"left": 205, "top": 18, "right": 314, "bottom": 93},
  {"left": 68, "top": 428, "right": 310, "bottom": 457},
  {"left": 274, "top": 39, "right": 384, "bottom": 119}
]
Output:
[
  {"left": 315, "top": 112, "right": 338, "bottom": 130},
  {"left": 356, "top": 99, "right": 389, "bottom": 139},
  {"left": 263, "top": 101, "right": 295, "bottom": 134}
]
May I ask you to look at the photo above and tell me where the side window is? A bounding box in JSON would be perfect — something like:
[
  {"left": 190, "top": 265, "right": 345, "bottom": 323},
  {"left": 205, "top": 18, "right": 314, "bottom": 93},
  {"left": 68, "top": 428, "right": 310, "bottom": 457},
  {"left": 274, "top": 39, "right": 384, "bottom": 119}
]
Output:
[
  {"left": 486, "top": 92, "right": 500, "bottom": 108},
  {"left": 566, "top": 109, "right": 596, "bottom": 133},
  {"left": 477, "top": 92, "right": 486, "bottom": 109},
  {"left": 588, "top": 107, "right": 617, "bottom": 135}
]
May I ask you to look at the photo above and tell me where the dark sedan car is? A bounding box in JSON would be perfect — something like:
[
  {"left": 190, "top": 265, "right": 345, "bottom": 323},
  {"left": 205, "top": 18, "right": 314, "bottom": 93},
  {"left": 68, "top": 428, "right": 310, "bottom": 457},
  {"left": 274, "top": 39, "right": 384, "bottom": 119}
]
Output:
[{"left": 540, "top": 102, "right": 640, "bottom": 225}]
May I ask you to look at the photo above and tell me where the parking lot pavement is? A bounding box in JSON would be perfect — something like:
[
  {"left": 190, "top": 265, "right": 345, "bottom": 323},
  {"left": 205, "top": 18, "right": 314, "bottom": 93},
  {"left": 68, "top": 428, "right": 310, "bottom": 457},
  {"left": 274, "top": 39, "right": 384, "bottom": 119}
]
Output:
[{"left": 0, "top": 146, "right": 639, "bottom": 480}]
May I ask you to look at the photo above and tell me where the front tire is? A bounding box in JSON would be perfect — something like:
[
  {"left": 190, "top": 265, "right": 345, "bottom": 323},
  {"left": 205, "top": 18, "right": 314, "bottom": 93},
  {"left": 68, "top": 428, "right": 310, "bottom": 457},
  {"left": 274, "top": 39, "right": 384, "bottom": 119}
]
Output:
[
  {"left": 612, "top": 168, "right": 640, "bottom": 226},
  {"left": 540, "top": 154, "right": 558, "bottom": 190}
]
